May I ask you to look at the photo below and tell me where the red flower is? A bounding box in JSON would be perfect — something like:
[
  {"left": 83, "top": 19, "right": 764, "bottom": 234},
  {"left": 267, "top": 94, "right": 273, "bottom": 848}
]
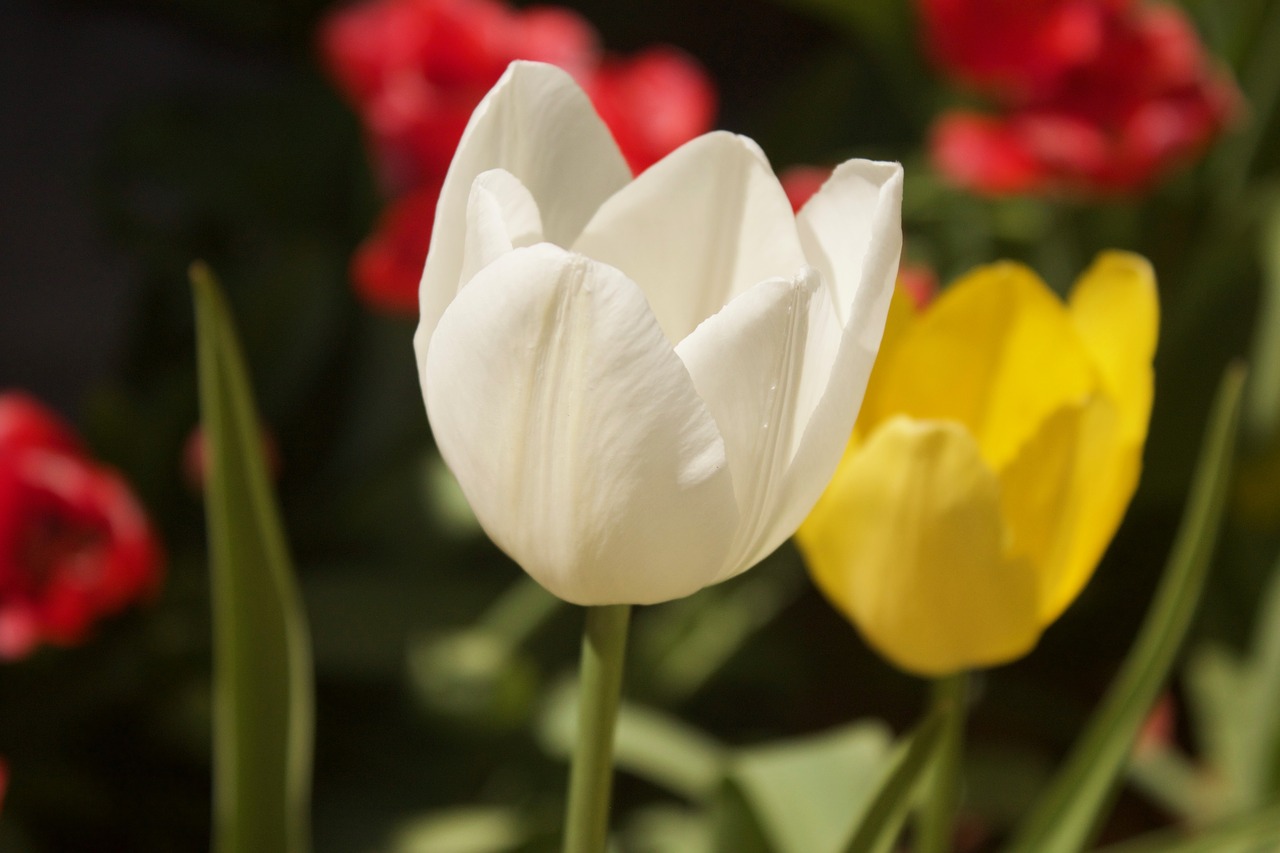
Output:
[
  {"left": 779, "top": 164, "right": 833, "bottom": 212},
  {"left": 0, "top": 393, "right": 162, "bottom": 660},
  {"left": 322, "top": 0, "right": 600, "bottom": 190},
  {"left": 898, "top": 261, "right": 939, "bottom": 309},
  {"left": 586, "top": 47, "right": 717, "bottom": 174},
  {"left": 321, "top": 0, "right": 718, "bottom": 314},
  {"left": 922, "top": 0, "right": 1239, "bottom": 195},
  {"left": 350, "top": 182, "right": 442, "bottom": 314},
  {"left": 920, "top": 0, "right": 1129, "bottom": 102}
]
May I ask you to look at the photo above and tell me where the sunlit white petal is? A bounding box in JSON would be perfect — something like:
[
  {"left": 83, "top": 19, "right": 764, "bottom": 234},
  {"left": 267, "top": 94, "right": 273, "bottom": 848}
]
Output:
[
  {"left": 424, "top": 244, "right": 739, "bottom": 605},
  {"left": 573, "top": 131, "right": 806, "bottom": 344},
  {"left": 675, "top": 267, "right": 823, "bottom": 575},
  {"left": 459, "top": 169, "right": 544, "bottom": 285},
  {"left": 417, "top": 61, "right": 631, "bottom": 352}
]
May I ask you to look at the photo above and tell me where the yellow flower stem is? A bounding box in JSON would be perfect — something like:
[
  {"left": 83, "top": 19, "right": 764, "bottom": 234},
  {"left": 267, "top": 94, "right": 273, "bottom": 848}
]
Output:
[
  {"left": 917, "top": 671, "right": 970, "bottom": 853},
  {"left": 563, "top": 604, "right": 632, "bottom": 853}
]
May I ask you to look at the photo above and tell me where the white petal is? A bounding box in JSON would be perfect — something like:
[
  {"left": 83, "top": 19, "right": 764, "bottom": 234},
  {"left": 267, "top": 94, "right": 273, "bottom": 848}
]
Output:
[
  {"left": 674, "top": 267, "right": 823, "bottom": 577},
  {"left": 573, "top": 131, "right": 806, "bottom": 344},
  {"left": 459, "top": 169, "right": 544, "bottom": 285},
  {"left": 758, "top": 161, "right": 902, "bottom": 571},
  {"left": 416, "top": 62, "right": 631, "bottom": 352},
  {"left": 423, "top": 244, "right": 739, "bottom": 605},
  {"left": 797, "top": 160, "right": 903, "bottom": 331}
]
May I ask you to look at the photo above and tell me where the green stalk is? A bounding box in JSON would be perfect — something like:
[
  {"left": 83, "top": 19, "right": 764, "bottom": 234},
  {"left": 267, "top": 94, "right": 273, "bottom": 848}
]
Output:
[
  {"left": 563, "top": 604, "right": 632, "bottom": 853},
  {"left": 916, "top": 672, "right": 969, "bottom": 853}
]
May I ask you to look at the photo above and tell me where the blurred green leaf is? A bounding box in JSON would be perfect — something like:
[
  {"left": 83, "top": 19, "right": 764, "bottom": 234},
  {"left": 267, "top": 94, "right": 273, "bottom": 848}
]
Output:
[
  {"left": 1005, "top": 364, "right": 1248, "bottom": 853},
  {"left": 388, "top": 807, "right": 528, "bottom": 853},
  {"left": 538, "top": 682, "right": 727, "bottom": 801},
  {"left": 634, "top": 557, "right": 805, "bottom": 704},
  {"left": 622, "top": 806, "right": 714, "bottom": 853},
  {"left": 1127, "top": 744, "right": 1210, "bottom": 824},
  {"left": 1093, "top": 801, "right": 1280, "bottom": 853},
  {"left": 723, "top": 721, "right": 895, "bottom": 853},
  {"left": 193, "top": 263, "right": 314, "bottom": 853},
  {"left": 841, "top": 711, "right": 947, "bottom": 853},
  {"left": 1246, "top": 200, "right": 1280, "bottom": 445},
  {"left": 1184, "top": 550, "right": 1280, "bottom": 820}
]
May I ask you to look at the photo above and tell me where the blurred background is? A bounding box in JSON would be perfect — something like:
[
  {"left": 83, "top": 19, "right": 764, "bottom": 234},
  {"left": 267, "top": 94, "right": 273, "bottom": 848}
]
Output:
[{"left": 1, "top": 0, "right": 1279, "bottom": 850}]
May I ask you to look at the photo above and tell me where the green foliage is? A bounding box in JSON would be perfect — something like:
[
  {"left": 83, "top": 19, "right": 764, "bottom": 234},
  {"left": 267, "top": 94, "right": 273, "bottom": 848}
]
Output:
[
  {"left": 1007, "top": 365, "right": 1248, "bottom": 853},
  {"left": 193, "top": 265, "right": 314, "bottom": 853}
]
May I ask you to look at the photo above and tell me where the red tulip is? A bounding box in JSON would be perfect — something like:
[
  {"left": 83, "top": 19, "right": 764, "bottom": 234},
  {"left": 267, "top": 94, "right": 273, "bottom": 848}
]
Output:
[
  {"left": 586, "top": 47, "right": 717, "bottom": 174},
  {"left": 320, "top": 0, "right": 718, "bottom": 314},
  {"left": 351, "top": 181, "right": 442, "bottom": 315},
  {"left": 922, "top": 0, "right": 1239, "bottom": 195},
  {"left": 0, "top": 394, "right": 162, "bottom": 660}
]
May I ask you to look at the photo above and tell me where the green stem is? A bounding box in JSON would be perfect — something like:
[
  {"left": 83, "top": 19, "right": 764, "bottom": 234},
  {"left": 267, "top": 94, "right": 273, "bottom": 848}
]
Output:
[
  {"left": 563, "top": 604, "right": 632, "bottom": 853},
  {"left": 916, "top": 672, "right": 969, "bottom": 853}
]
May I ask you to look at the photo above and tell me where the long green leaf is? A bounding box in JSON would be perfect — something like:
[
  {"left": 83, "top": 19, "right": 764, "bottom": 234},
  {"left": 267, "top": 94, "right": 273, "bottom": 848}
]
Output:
[
  {"left": 1005, "top": 364, "right": 1248, "bottom": 853},
  {"left": 841, "top": 711, "right": 947, "bottom": 853},
  {"left": 193, "top": 263, "right": 314, "bottom": 853}
]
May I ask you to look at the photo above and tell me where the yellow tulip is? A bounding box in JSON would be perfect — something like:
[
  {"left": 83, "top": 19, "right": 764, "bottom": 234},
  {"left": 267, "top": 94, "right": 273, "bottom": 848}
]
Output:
[{"left": 796, "top": 252, "right": 1159, "bottom": 676}]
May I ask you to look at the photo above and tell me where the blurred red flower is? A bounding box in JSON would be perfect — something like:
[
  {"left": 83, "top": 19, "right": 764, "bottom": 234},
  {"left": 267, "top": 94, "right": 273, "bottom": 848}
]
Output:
[
  {"left": 0, "top": 394, "right": 163, "bottom": 660},
  {"left": 779, "top": 164, "right": 833, "bottom": 213},
  {"left": 585, "top": 47, "right": 716, "bottom": 175},
  {"left": 350, "top": 181, "right": 442, "bottom": 315},
  {"left": 321, "top": 0, "right": 717, "bottom": 314},
  {"left": 920, "top": 0, "right": 1239, "bottom": 195}
]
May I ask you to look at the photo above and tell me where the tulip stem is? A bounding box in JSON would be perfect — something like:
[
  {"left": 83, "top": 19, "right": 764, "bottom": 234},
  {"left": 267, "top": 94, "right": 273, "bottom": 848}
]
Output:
[
  {"left": 917, "top": 672, "right": 969, "bottom": 853},
  {"left": 563, "top": 603, "right": 632, "bottom": 853}
]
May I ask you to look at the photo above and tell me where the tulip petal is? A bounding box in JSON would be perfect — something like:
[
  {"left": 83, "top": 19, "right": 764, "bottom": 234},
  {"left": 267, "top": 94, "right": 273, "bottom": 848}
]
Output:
[
  {"left": 759, "top": 164, "right": 903, "bottom": 572},
  {"left": 1068, "top": 251, "right": 1159, "bottom": 443},
  {"left": 424, "top": 243, "right": 739, "bottom": 605},
  {"left": 862, "top": 262, "right": 1096, "bottom": 470},
  {"left": 417, "top": 62, "right": 631, "bottom": 349},
  {"left": 1000, "top": 395, "right": 1140, "bottom": 624},
  {"left": 573, "top": 131, "right": 806, "bottom": 344},
  {"left": 459, "top": 169, "right": 545, "bottom": 285},
  {"left": 675, "top": 267, "right": 824, "bottom": 575},
  {"left": 796, "top": 417, "right": 1041, "bottom": 676},
  {"left": 796, "top": 160, "right": 904, "bottom": 330}
]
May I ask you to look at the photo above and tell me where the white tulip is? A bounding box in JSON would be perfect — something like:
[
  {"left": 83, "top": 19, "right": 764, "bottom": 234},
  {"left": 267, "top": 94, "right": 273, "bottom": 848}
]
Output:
[{"left": 416, "top": 61, "right": 903, "bottom": 606}]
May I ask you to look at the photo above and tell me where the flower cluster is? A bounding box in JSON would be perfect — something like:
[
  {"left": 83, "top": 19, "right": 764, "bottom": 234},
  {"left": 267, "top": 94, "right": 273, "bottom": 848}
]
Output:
[
  {"left": 0, "top": 394, "right": 162, "bottom": 659},
  {"left": 798, "top": 253, "right": 1158, "bottom": 675},
  {"left": 320, "top": 0, "right": 716, "bottom": 313},
  {"left": 921, "top": 0, "right": 1239, "bottom": 195}
]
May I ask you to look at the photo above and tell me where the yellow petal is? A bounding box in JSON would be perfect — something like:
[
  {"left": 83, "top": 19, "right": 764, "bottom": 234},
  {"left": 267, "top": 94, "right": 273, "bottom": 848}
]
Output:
[
  {"left": 797, "top": 416, "right": 1041, "bottom": 677},
  {"left": 1068, "top": 251, "right": 1159, "bottom": 443},
  {"left": 860, "top": 262, "right": 1096, "bottom": 471},
  {"left": 996, "top": 396, "right": 1139, "bottom": 623}
]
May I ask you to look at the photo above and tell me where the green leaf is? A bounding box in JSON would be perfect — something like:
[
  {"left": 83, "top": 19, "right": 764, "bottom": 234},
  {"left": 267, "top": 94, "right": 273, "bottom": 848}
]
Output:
[
  {"left": 1093, "top": 801, "right": 1280, "bottom": 853},
  {"left": 1005, "top": 363, "right": 1248, "bottom": 853},
  {"left": 537, "top": 681, "right": 727, "bottom": 802},
  {"left": 723, "top": 721, "right": 896, "bottom": 853},
  {"left": 841, "top": 711, "right": 947, "bottom": 853},
  {"left": 388, "top": 807, "right": 529, "bottom": 853},
  {"left": 193, "top": 263, "right": 314, "bottom": 853},
  {"left": 623, "top": 806, "right": 714, "bottom": 853},
  {"left": 1183, "top": 550, "right": 1280, "bottom": 820},
  {"left": 1246, "top": 199, "right": 1280, "bottom": 444}
]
